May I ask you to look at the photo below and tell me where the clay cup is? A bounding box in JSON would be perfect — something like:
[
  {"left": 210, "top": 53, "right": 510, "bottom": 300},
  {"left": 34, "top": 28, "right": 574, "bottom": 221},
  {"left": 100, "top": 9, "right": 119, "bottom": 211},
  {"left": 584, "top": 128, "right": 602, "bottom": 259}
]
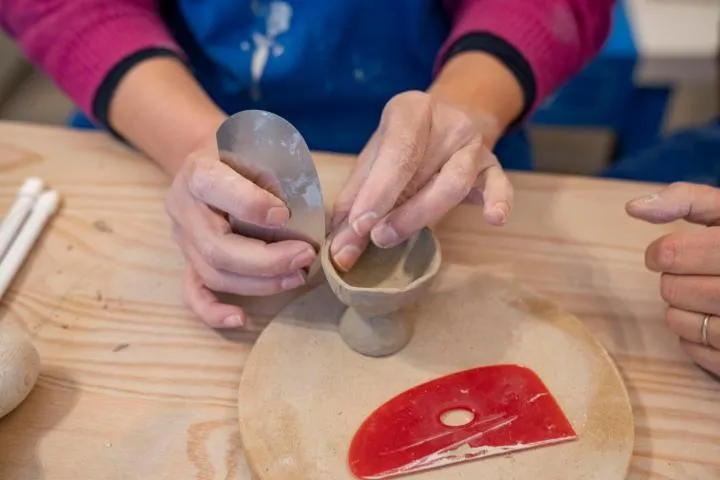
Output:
[{"left": 320, "top": 227, "right": 442, "bottom": 357}]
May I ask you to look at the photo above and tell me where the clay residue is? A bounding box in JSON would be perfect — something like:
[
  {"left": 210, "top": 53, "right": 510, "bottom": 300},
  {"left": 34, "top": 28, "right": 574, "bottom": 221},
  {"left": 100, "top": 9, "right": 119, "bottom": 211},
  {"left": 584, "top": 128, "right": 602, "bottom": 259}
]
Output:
[
  {"left": 93, "top": 220, "right": 113, "bottom": 233},
  {"left": 373, "top": 436, "right": 574, "bottom": 479}
]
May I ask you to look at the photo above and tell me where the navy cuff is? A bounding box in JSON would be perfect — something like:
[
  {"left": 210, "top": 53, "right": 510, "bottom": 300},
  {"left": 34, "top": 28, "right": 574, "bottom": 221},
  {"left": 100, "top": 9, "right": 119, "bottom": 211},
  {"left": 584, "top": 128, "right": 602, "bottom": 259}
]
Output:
[{"left": 92, "top": 48, "right": 181, "bottom": 135}]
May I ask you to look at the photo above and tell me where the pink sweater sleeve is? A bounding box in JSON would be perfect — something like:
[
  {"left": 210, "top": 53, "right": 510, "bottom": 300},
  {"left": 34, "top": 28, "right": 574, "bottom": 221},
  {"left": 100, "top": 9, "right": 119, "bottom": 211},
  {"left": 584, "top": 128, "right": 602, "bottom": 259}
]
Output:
[
  {"left": 440, "top": 0, "right": 614, "bottom": 116},
  {"left": 0, "top": 0, "right": 182, "bottom": 120},
  {"left": 2, "top": 0, "right": 612, "bottom": 123}
]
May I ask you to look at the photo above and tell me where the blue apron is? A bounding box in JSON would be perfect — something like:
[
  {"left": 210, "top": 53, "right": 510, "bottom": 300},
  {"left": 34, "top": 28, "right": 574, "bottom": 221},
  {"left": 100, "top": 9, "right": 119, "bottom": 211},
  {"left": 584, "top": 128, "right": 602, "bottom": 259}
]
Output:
[{"left": 69, "top": 0, "right": 532, "bottom": 170}]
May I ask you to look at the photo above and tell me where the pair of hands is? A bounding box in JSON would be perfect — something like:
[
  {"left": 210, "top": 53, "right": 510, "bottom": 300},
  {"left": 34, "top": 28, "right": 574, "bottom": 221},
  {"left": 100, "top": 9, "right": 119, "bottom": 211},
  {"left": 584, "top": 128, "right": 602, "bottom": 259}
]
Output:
[
  {"left": 627, "top": 182, "right": 720, "bottom": 376},
  {"left": 165, "top": 91, "right": 511, "bottom": 328},
  {"left": 166, "top": 82, "right": 720, "bottom": 378}
]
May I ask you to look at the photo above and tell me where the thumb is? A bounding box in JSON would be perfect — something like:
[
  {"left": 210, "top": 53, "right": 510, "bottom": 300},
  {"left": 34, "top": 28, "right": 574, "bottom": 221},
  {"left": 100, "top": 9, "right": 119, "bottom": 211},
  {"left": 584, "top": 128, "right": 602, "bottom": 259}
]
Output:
[{"left": 626, "top": 182, "right": 720, "bottom": 226}]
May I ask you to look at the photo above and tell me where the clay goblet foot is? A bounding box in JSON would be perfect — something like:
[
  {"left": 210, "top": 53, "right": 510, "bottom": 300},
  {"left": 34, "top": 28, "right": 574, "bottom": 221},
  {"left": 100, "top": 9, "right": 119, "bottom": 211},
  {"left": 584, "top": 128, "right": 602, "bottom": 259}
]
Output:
[{"left": 321, "top": 227, "right": 442, "bottom": 357}]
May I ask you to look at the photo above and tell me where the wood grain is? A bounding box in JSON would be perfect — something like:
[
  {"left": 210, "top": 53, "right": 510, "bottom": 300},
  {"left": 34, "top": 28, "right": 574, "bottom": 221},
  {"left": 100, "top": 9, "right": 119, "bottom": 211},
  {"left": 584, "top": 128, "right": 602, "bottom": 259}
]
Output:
[{"left": 0, "top": 121, "right": 717, "bottom": 479}]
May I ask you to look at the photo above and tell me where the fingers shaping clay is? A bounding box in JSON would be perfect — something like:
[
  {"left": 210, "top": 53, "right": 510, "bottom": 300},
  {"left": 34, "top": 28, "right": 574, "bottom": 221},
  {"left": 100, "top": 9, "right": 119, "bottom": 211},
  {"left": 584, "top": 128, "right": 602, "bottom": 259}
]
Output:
[
  {"left": 0, "top": 319, "right": 40, "bottom": 419},
  {"left": 321, "top": 227, "right": 441, "bottom": 357}
]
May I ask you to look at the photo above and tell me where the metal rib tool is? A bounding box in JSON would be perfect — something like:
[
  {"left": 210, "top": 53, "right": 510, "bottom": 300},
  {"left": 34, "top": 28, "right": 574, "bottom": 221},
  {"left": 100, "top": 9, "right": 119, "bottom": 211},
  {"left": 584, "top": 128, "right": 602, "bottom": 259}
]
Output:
[{"left": 217, "top": 110, "right": 326, "bottom": 251}]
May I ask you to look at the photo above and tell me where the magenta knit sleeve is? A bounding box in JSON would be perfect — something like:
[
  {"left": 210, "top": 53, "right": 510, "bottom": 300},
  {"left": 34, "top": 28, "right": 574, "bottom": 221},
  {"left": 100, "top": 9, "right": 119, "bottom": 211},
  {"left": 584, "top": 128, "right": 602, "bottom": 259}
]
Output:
[
  {"left": 440, "top": 0, "right": 614, "bottom": 116},
  {"left": 0, "top": 0, "right": 183, "bottom": 120}
]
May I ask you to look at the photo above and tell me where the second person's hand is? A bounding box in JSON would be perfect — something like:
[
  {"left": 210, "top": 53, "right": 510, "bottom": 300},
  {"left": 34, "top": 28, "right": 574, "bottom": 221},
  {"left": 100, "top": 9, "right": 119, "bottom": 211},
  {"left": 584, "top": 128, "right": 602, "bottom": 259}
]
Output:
[
  {"left": 626, "top": 182, "right": 720, "bottom": 375},
  {"left": 165, "top": 136, "right": 317, "bottom": 329},
  {"left": 329, "top": 90, "right": 514, "bottom": 272}
]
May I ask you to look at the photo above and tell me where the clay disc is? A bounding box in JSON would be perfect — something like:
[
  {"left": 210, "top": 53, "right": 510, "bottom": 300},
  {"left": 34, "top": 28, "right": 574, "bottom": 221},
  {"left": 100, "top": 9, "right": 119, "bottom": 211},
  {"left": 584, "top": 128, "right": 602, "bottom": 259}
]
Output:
[{"left": 237, "top": 266, "right": 634, "bottom": 479}]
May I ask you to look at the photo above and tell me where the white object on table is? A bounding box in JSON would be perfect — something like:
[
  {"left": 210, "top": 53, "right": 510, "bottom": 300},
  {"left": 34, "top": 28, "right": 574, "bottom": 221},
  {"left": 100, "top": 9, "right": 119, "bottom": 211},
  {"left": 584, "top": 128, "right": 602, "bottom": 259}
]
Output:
[
  {"left": 0, "top": 177, "right": 44, "bottom": 261},
  {"left": 0, "top": 188, "right": 60, "bottom": 300}
]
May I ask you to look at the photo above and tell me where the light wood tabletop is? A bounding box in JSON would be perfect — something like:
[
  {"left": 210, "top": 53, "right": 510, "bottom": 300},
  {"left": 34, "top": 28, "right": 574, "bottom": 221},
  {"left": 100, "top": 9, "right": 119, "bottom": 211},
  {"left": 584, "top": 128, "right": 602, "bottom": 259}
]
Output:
[{"left": 0, "top": 121, "right": 717, "bottom": 479}]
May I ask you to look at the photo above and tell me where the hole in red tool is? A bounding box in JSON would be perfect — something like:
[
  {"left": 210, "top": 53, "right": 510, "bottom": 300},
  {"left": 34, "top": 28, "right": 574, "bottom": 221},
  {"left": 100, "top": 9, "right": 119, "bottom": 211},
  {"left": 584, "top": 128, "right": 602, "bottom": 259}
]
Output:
[{"left": 440, "top": 408, "right": 475, "bottom": 427}]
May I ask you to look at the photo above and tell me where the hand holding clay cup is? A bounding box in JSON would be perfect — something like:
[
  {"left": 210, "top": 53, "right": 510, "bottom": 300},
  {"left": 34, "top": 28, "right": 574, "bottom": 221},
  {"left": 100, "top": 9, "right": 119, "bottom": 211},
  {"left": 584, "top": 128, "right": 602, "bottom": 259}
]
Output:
[
  {"left": 626, "top": 182, "right": 720, "bottom": 377},
  {"left": 321, "top": 227, "right": 441, "bottom": 357}
]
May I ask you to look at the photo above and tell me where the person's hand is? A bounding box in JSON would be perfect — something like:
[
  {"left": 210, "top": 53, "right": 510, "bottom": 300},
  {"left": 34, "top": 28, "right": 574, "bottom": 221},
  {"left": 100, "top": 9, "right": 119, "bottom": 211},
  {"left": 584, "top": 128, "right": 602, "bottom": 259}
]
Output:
[
  {"left": 329, "top": 90, "right": 513, "bottom": 271},
  {"left": 626, "top": 182, "right": 720, "bottom": 376},
  {"left": 165, "top": 137, "right": 317, "bottom": 328}
]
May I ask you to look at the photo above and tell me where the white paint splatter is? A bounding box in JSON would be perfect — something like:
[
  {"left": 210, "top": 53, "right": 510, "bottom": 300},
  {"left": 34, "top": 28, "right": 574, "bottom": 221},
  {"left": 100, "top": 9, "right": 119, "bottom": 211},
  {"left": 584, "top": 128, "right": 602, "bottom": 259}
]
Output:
[
  {"left": 249, "top": 1, "right": 293, "bottom": 101},
  {"left": 279, "top": 455, "right": 295, "bottom": 467}
]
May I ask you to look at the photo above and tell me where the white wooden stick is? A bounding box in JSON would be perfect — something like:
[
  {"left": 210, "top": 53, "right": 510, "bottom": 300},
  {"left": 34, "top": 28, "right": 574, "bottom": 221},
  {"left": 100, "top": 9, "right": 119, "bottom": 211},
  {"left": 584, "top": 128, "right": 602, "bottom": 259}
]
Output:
[
  {"left": 0, "top": 177, "right": 44, "bottom": 262},
  {"left": 0, "top": 190, "right": 60, "bottom": 300}
]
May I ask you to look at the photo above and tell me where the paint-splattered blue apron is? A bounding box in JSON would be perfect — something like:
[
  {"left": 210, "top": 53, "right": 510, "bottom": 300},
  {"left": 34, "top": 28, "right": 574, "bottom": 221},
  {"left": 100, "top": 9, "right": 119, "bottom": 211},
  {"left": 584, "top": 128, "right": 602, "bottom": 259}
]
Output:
[{"left": 69, "top": 0, "right": 532, "bottom": 170}]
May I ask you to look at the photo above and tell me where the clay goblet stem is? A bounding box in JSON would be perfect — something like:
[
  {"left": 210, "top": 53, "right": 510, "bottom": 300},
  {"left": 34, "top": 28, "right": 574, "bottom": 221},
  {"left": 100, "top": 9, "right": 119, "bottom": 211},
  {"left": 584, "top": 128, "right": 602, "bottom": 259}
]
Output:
[
  {"left": 321, "top": 227, "right": 442, "bottom": 357},
  {"left": 338, "top": 306, "right": 414, "bottom": 357}
]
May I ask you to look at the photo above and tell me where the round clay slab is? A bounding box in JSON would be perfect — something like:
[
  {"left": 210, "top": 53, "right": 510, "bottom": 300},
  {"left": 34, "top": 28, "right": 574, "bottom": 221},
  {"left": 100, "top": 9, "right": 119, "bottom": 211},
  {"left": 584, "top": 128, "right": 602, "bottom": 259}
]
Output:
[{"left": 238, "top": 266, "right": 634, "bottom": 479}]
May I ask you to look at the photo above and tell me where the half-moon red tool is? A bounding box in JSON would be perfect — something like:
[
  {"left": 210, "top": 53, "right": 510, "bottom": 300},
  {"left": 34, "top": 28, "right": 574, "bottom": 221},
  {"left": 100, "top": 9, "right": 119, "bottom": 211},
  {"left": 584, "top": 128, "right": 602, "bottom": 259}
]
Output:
[{"left": 348, "top": 364, "right": 577, "bottom": 479}]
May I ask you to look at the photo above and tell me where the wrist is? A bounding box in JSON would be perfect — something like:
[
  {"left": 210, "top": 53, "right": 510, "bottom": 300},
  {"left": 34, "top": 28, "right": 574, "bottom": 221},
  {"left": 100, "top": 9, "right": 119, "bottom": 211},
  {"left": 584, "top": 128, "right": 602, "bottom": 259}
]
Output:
[
  {"left": 107, "top": 56, "right": 227, "bottom": 177},
  {"left": 428, "top": 50, "right": 526, "bottom": 148},
  {"left": 171, "top": 111, "right": 229, "bottom": 177}
]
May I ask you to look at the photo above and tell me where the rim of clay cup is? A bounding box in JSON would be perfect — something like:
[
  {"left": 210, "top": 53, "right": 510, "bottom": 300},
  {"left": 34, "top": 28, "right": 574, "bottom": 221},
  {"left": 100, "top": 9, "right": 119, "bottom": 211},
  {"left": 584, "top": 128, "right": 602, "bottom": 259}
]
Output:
[{"left": 320, "top": 227, "right": 442, "bottom": 294}]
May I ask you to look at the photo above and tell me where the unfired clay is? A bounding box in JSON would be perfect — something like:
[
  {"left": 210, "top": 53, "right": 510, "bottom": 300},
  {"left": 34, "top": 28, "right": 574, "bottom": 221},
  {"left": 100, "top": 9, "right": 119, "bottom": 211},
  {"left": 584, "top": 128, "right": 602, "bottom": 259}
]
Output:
[
  {"left": 320, "top": 227, "right": 441, "bottom": 357},
  {"left": 0, "top": 319, "right": 40, "bottom": 419}
]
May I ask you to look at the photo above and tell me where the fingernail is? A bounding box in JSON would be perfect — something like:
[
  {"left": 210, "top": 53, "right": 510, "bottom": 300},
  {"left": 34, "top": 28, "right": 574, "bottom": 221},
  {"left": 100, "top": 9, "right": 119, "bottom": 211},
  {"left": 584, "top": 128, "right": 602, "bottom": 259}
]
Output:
[
  {"left": 486, "top": 202, "right": 509, "bottom": 225},
  {"left": 333, "top": 245, "right": 362, "bottom": 271},
  {"left": 266, "top": 206, "right": 289, "bottom": 227},
  {"left": 371, "top": 223, "right": 400, "bottom": 248},
  {"left": 281, "top": 272, "right": 305, "bottom": 290},
  {"left": 659, "top": 246, "right": 674, "bottom": 269},
  {"left": 223, "top": 315, "right": 245, "bottom": 328},
  {"left": 351, "top": 212, "right": 378, "bottom": 236},
  {"left": 290, "top": 248, "right": 316, "bottom": 270},
  {"left": 330, "top": 223, "right": 357, "bottom": 256},
  {"left": 629, "top": 193, "right": 658, "bottom": 206}
]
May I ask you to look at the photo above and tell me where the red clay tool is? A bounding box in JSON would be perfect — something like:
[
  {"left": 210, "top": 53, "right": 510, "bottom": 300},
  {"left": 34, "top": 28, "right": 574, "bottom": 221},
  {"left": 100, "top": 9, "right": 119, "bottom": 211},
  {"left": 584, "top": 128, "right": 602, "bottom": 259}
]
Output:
[{"left": 348, "top": 364, "right": 577, "bottom": 479}]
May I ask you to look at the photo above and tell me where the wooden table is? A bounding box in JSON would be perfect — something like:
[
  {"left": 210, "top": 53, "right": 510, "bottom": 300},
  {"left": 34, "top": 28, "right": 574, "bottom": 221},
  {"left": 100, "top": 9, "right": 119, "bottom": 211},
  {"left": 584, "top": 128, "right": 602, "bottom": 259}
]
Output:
[{"left": 0, "top": 121, "right": 717, "bottom": 479}]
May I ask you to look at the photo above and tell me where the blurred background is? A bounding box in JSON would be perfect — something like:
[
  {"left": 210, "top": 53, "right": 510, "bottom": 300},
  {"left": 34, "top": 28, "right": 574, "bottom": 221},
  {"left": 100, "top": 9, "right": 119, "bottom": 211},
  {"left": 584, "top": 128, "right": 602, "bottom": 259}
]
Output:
[{"left": 0, "top": 0, "right": 718, "bottom": 178}]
